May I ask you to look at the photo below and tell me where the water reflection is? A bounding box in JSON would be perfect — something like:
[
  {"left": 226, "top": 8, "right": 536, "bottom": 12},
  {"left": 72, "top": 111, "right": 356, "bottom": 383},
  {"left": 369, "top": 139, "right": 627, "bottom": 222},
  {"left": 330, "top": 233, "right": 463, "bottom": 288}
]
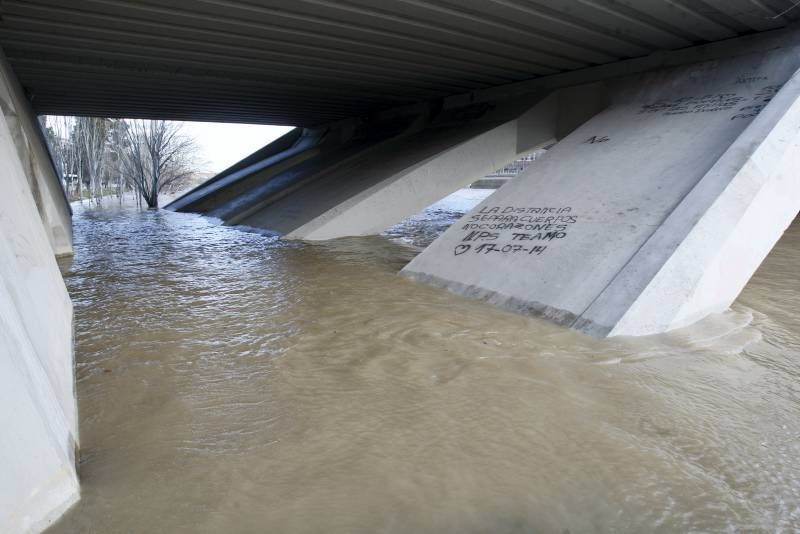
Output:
[{"left": 51, "top": 191, "right": 800, "bottom": 533}]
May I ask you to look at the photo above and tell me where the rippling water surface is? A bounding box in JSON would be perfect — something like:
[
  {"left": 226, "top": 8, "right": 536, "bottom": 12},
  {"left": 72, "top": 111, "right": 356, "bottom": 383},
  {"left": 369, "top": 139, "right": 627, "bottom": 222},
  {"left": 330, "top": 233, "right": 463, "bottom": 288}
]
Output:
[{"left": 50, "top": 191, "right": 800, "bottom": 533}]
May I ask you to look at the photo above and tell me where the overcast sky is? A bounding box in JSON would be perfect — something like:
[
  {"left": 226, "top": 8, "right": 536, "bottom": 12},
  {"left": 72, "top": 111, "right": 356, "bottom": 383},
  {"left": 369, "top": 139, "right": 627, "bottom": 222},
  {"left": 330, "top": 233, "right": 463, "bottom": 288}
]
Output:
[{"left": 181, "top": 122, "right": 294, "bottom": 173}]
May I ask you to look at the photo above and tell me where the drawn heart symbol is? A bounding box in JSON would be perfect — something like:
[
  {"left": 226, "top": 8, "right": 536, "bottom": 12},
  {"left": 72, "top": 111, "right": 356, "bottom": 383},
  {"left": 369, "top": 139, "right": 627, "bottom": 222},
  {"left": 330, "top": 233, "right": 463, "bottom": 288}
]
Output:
[{"left": 454, "top": 244, "right": 471, "bottom": 256}]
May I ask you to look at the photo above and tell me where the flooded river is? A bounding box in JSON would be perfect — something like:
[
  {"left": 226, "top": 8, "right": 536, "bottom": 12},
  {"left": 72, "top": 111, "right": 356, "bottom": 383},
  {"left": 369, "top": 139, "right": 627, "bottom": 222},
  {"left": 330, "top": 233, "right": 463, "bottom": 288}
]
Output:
[{"left": 50, "top": 190, "right": 799, "bottom": 533}]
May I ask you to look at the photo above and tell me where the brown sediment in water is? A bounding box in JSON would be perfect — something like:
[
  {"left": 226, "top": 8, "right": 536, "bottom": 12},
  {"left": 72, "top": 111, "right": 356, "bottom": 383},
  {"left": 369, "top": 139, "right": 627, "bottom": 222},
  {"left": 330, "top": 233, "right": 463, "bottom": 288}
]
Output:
[{"left": 50, "top": 193, "right": 800, "bottom": 533}]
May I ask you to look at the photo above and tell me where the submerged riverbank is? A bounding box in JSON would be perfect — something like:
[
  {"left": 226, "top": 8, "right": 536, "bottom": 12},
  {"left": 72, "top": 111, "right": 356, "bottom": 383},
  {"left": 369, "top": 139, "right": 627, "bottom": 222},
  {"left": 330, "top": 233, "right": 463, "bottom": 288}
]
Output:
[{"left": 50, "top": 191, "right": 800, "bottom": 532}]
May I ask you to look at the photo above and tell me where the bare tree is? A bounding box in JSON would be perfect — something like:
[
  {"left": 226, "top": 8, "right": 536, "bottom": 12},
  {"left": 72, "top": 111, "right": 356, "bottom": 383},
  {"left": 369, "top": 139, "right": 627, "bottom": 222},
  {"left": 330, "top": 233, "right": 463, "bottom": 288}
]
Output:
[
  {"left": 41, "top": 116, "right": 80, "bottom": 200},
  {"left": 107, "top": 119, "right": 128, "bottom": 201},
  {"left": 74, "top": 117, "right": 110, "bottom": 204},
  {"left": 120, "top": 120, "right": 197, "bottom": 208}
]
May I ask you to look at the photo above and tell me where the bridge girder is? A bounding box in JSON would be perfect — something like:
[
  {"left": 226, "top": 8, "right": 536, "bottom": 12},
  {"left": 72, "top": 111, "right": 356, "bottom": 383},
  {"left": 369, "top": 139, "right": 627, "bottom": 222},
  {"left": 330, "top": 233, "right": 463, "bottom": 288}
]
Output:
[{"left": 0, "top": 0, "right": 799, "bottom": 125}]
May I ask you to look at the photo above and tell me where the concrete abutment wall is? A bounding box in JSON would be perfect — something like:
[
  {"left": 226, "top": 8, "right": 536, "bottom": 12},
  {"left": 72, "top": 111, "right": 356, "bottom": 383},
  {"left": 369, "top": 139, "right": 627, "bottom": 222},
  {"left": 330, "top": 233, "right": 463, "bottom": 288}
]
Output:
[{"left": 0, "top": 49, "right": 78, "bottom": 533}]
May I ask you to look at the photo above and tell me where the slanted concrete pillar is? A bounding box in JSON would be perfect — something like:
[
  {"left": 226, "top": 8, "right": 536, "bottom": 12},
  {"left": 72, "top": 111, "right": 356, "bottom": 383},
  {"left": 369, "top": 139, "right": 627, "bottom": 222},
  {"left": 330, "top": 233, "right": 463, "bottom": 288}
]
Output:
[
  {"left": 0, "top": 111, "right": 78, "bottom": 531},
  {"left": 0, "top": 50, "right": 78, "bottom": 532},
  {"left": 282, "top": 94, "right": 561, "bottom": 241},
  {"left": 0, "top": 49, "right": 72, "bottom": 257},
  {"left": 170, "top": 88, "right": 611, "bottom": 240},
  {"left": 403, "top": 47, "right": 800, "bottom": 336}
]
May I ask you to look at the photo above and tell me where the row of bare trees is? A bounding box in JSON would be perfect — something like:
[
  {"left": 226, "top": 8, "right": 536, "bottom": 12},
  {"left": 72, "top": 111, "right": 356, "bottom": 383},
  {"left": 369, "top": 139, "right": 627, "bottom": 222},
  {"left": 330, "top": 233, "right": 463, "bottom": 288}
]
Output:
[{"left": 42, "top": 117, "right": 199, "bottom": 208}]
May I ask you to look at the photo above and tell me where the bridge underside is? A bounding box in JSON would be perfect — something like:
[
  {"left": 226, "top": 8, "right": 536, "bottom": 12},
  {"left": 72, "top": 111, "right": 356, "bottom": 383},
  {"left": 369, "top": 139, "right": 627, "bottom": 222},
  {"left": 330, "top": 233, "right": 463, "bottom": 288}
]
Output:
[
  {"left": 2, "top": 0, "right": 800, "bottom": 125},
  {"left": 3, "top": 3, "right": 800, "bottom": 532},
  {"left": 166, "top": 29, "right": 800, "bottom": 338}
]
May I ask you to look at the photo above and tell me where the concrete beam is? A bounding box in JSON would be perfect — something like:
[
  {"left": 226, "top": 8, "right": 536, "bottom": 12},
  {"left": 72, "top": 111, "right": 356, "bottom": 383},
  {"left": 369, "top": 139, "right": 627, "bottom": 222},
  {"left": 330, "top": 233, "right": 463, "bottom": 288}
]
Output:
[
  {"left": 403, "top": 45, "right": 800, "bottom": 336},
  {"left": 171, "top": 28, "right": 800, "bottom": 241},
  {"left": 168, "top": 80, "right": 612, "bottom": 240},
  {"left": 168, "top": 92, "right": 552, "bottom": 237},
  {"left": 278, "top": 95, "right": 555, "bottom": 241}
]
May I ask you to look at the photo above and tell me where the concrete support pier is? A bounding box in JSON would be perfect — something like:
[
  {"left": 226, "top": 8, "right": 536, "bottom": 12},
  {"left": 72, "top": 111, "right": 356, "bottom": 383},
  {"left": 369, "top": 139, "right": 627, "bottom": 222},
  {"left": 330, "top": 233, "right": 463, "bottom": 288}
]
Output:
[
  {"left": 0, "top": 50, "right": 72, "bottom": 258},
  {"left": 403, "top": 48, "right": 800, "bottom": 336},
  {"left": 0, "top": 49, "right": 78, "bottom": 532},
  {"left": 167, "top": 88, "right": 604, "bottom": 239}
]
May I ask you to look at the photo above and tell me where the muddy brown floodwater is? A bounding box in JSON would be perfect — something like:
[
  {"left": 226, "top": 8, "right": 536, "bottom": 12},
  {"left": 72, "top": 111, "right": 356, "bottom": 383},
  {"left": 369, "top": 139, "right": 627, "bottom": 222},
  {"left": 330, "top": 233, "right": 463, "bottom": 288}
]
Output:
[{"left": 50, "top": 190, "right": 799, "bottom": 533}]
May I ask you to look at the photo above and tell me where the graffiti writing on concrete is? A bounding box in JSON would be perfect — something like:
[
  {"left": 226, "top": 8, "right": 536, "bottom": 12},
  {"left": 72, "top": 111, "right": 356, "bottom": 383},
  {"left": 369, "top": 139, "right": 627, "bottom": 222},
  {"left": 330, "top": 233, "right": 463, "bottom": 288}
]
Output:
[
  {"left": 736, "top": 74, "right": 768, "bottom": 84},
  {"left": 454, "top": 243, "right": 548, "bottom": 256},
  {"left": 638, "top": 93, "right": 746, "bottom": 116},
  {"left": 455, "top": 206, "right": 577, "bottom": 257},
  {"left": 637, "top": 84, "right": 783, "bottom": 120},
  {"left": 584, "top": 135, "right": 610, "bottom": 144},
  {"left": 730, "top": 85, "right": 782, "bottom": 120}
]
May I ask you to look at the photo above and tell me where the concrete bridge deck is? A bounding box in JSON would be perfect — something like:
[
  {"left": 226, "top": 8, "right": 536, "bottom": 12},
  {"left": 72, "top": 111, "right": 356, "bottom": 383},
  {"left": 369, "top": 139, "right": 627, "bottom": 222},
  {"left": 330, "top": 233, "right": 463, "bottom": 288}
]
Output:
[{"left": 1, "top": 0, "right": 799, "bottom": 124}]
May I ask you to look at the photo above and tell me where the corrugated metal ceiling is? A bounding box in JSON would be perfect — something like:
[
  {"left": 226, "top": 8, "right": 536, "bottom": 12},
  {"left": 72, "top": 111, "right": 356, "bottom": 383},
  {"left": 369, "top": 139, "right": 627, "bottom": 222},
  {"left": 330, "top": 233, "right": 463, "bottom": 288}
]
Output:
[{"left": 1, "top": 0, "right": 798, "bottom": 125}]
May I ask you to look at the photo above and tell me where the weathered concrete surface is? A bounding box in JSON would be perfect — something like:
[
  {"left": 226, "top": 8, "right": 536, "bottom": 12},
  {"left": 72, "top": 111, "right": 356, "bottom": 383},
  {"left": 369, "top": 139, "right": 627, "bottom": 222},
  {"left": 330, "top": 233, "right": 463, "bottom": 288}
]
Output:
[
  {"left": 403, "top": 47, "right": 800, "bottom": 337},
  {"left": 168, "top": 92, "right": 563, "bottom": 238},
  {"left": 278, "top": 95, "right": 557, "bottom": 241},
  {"left": 0, "top": 104, "right": 78, "bottom": 532},
  {"left": 0, "top": 49, "right": 72, "bottom": 257},
  {"left": 598, "top": 64, "right": 800, "bottom": 336},
  {"left": 169, "top": 85, "right": 611, "bottom": 240},
  {"left": 169, "top": 30, "right": 800, "bottom": 241}
]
